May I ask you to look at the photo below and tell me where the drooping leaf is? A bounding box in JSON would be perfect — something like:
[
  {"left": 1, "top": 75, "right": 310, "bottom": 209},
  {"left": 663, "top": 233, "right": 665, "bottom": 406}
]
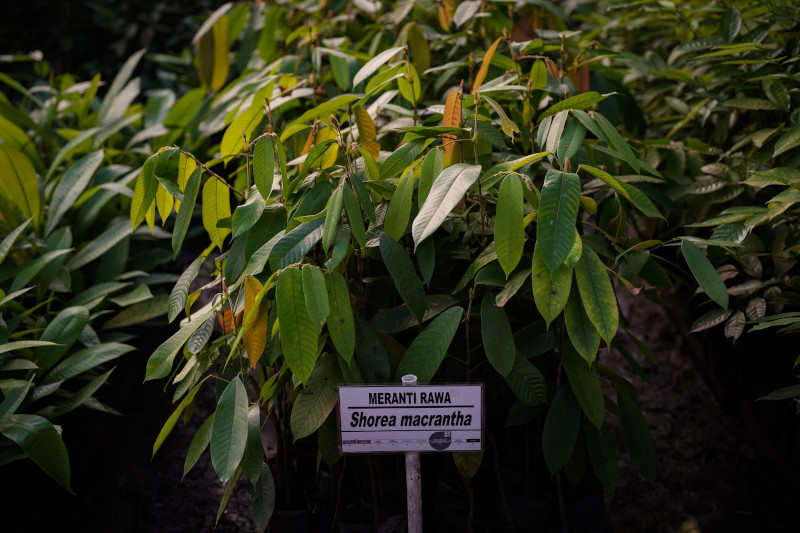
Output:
[
  {"left": 35, "top": 306, "right": 90, "bottom": 372},
  {"left": 681, "top": 240, "right": 728, "bottom": 309},
  {"left": 418, "top": 148, "right": 443, "bottom": 208},
  {"left": 342, "top": 184, "right": 365, "bottom": 247},
  {"left": 413, "top": 164, "right": 481, "bottom": 248},
  {"left": 172, "top": 168, "right": 202, "bottom": 258},
  {"left": 0, "top": 144, "right": 39, "bottom": 225},
  {"left": 536, "top": 170, "right": 581, "bottom": 271},
  {"left": 562, "top": 345, "right": 604, "bottom": 428},
  {"left": 542, "top": 386, "right": 581, "bottom": 475},
  {"left": 557, "top": 120, "right": 586, "bottom": 163},
  {"left": 168, "top": 254, "right": 206, "bottom": 323},
  {"left": 276, "top": 268, "right": 318, "bottom": 383},
  {"left": 45, "top": 150, "right": 104, "bottom": 236},
  {"left": 202, "top": 176, "right": 232, "bottom": 250},
  {"left": 379, "top": 137, "right": 425, "bottom": 181},
  {"left": 184, "top": 413, "right": 214, "bottom": 478},
  {"left": 495, "top": 175, "right": 524, "bottom": 278},
  {"left": 586, "top": 423, "right": 618, "bottom": 491},
  {"left": 301, "top": 264, "right": 329, "bottom": 329},
  {"left": 211, "top": 377, "right": 249, "bottom": 484},
  {"left": 481, "top": 95, "right": 520, "bottom": 141},
  {"left": 322, "top": 185, "right": 344, "bottom": 253},
  {"left": 325, "top": 271, "right": 356, "bottom": 363},
  {"left": 353, "top": 46, "right": 405, "bottom": 87},
  {"left": 0, "top": 219, "right": 31, "bottom": 265},
  {"left": 564, "top": 285, "right": 601, "bottom": 361},
  {"left": 253, "top": 135, "right": 275, "bottom": 199},
  {"left": 241, "top": 404, "right": 264, "bottom": 483},
  {"left": 395, "top": 306, "right": 464, "bottom": 383},
  {"left": 153, "top": 382, "right": 203, "bottom": 457},
  {"left": 251, "top": 464, "right": 275, "bottom": 532},
  {"left": 221, "top": 105, "right": 262, "bottom": 161},
  {"left": 243, "top": 275, "right": 269, "bottom": 367},
  {"left": 380, "top": 234, "right": 427, "bottom": 324},
  {"left": 145, "top": 309, "right": 214, "bottom": 380},
  {"left": 290, "top": 354, "right": 340, "bottom": 440},
  {"left": 354, "top": 105, "right": 379, "bottom": 160},
  {"left": 773, "top": 124, "right": 800, "bottom": 158},
  {"left": 0, "top": 414, "right": 71, "bottom": 492},
  {"left": 195, "top": 12, "right": 230, "bottom": 92},
  {"left": 0, "top": 378, "right": 32, "bottom": 426},
  {"left": 574, "top": 243, "right": 618, "bottom": 344},
  {"left": 617, "top": 390, "right": 656, "bottom": 483},
  {"left": 384, "top": 170, "right": 415, "bottom": 240},
  {"left": 480, "top": 293, "right": 515, "bottom": 377}
]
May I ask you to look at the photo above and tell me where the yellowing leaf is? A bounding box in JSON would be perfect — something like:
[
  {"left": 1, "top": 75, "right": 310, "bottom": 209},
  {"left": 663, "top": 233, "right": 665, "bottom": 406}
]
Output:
[
  {"left": 354, "top": 105, "right": 380, "bottom": 160},
  {"left": 473, "top": 37, "right": 502, "bottom": 92},
  {"left": 0, "top": 144, "right": 39, "bottom": 225},
  {"left": 442, "top": 90, "right": 462, "bottom": 156},
  {"left": 195, "top": 14, "right": 230, "bottom": 93},
  {"left": 438, "top": 0, "right": 455, "bottom": 32},
  {"left": 221, "top": 104, "right": 263, "bottom": 161},
  {"left": 174, "top": 154, "right": 197, "bottom": 213},
  {"left": 315, "top": 127, "right": 340, "bottom": 169},
  {"left": 243, "top": 275, "right": 268, "bottom": 367},
  {"left": 202, "top": 177, "right": 232, "bottom": 250},
  {"left": 155, "top": 184, "right": 174, "bottom": 227}
]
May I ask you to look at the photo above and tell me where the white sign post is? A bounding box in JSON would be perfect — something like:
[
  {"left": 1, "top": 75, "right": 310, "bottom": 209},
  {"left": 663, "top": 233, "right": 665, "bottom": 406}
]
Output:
[{"left": 337, "top": 378, "right": 484, "bottom": 533}]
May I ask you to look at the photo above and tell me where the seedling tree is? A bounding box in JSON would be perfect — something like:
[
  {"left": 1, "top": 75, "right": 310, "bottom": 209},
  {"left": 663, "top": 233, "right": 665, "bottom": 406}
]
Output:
[{"left": 136, "top": 1, "right": 671, "bottom": 528}]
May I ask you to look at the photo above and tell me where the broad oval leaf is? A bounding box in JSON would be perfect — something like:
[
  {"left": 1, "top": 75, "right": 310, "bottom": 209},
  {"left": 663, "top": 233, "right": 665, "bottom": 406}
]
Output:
[
  {"left": 45, "top": 150, "right": 104, "bottom": 236},
  {"left": 290, "top": 354, "right": 340, "bottom": 440},
  {"left": 325, "top": 272, "right": 356, "bottom": 363},
  {"left": 202, "top": 176, "right": 232, "bottom": 250},
  {"left": 574, "top": 243, "right": 618, "bottom": 344},
  {"left": 211, "top": 377, "right": 249, "bottom": 484},
  {"left": 413, "top": 163, "right": 481, "bottom": 249},
  {"left": 301, "top": 264, "right": 329, "bottom": 329},
  {"left": 495, "top": 175, "right": 524, "bottom": 278},
  {"left": 480, "top": 293, "right": 515, "bottom": 377},
  {"left": 562, "top": 345, "right": 604, "bottom": 428},
  {"left": 322, "top": 185, "right": 344, "bottom": 252},
  {"left": 184, "top": 413, "right": 215, "bottom": 478},
  {"left": 505, "top": 353, "right": 546, "bottom": 406},
  {"left": 251, "top": 464, "right": 276, "bottom": 532},
  {"left": 536, "top": 170, "right": 581, "bottom": 272},
  {"left": 276, "top": 268, "right": 318, "bottom": 383},
  {"left": 1, "top": 414, "right": 71, "bottom": 492},
  {"left": 253, "top": 136, "right": 275, "bottom": 199},
  {"left": 564, "top": 285, "right": 600, "bottom": 362},
  {"left": 681, "top": 240, "right": 728, "bottom": 309},
  {"left": 394, "top": 306, "right": 464, "bottom": 383}
]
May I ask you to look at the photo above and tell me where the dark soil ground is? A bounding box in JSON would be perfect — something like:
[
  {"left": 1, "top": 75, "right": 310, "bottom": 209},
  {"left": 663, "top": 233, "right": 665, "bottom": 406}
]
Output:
[{"left": 2, "top": 289, "right": 798, "bottom": 532}]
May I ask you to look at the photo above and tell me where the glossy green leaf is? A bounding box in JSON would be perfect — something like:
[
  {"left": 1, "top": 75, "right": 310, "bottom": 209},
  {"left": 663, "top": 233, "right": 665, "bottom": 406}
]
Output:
[
  {"left": 395, "top": 306, "right": 464, "bottom": 383},
  {"left": 325, "top": 272, "right": 356, "bottom": 363},
  {"left": 557, "top": 120, "right": 586, "bottom": 163},
  {"left": 418, "top": 148, "right": 443, "bottom": 208},
  {"left": 168, "top": 254, "right": 206, "bottom": 323},
  {"left": 0, "top": 378, "right": 32, "bottom": 426},
  {"left": 773, "top": 124, "right": 800, "bottom": 158},
  {"left": 342, "top": 184, "right": 365, "bottom": 247},
  {"left": 562, "top": 345, "right": 604, "bottom": 428},
  {"left": 0, "top": 414, "right": 71, "bottom": 492},
  {"left": 581, "top": 165, "right": 663, "bottom": 219},
  {"left": 302, "top": 264, "right": 329, "bottom": 329},
  {"left": 592, "top": 112, "right": 640, "bottom": 173},
  {"left": 45, "top": 150, "right": 104, "bottom": 236},
  {"left": 241, "top": 404, "right": 264, "bottom": 483},
  {"left": 221, "top": 105, "right": 262, "bottom": 160},
  {"left": 380, "top": 234, "right": 427, "bottom": 324},
  {"left": 202, "top": 176, "right": 232, "bottom": 250},
  {"left": 719, "top": 7, "right": 742, "bottom": 42},
  {"left": 537, "top": 170, "right": 580, "bottom": 272},
  {"left": 98, "top": 48, "right": 145, "bottom": 124},
  {"left": 542, "top": 386, "right": 581, "bottom": 475},
  {"left": 564, "top": 285, "right": 600, "bottom": 362},
  {"left": 540, "top": 92, "right": 607, "bottom": 121},
  {"left": 43, "top": 342, "right": 134, "bottom": 385},
  {"left": 681, "top": 240, "right": 728, "bottom": 309},
  {"left": 270, "top": 218, "right": 324, "bottom": 270},
  {"left": 480, "top": 152, "right": 550, "bottom": 191},
  {"left": 184, "top": 413, "right": 214, "bottom": 478},
  {"left": 288, "top": 94, "right": 359, "bottom": 128},
  {"left": 276, "top": 268, "right": 318, "bottom": 383},
  {"left": 9, "top": 249, "right": 71, "bottom": 293},
  {"left": 618, "top": 390, "right": 656, "bottom": 483},
  {"left": 480, "top": 293, "right": 515, "bottom": 376},
  {"left": 574, "top": 244, "right": 618, "bottom": 344},
  {"left": 413, "top": 163, "right": 481, "bottom": 249},
  {"left": 36, "top": 306, "right": 90, "bottom": 372},
  {"left": 232, "top": 189, "right": 266, "bottom": 239},
  {"left": 290, "top": 354, "right": 340, "bottom": 440},
  {"left": 322, "top": 185, "right": 343, "bottom": 253},
  {"left": 153, "top": 382, "right": 203, "bottom": 457},
  {"left": 253, "top": 135, "right": 275, "bottom": 199},
  {"left": 211, "top": 377, "right": 249, "bottom": 484},
  {"left": 145, "top": 309, "right": 214, "bottom": 380},
  {"left": 384, "top": 170, "right": 415, "bottom": 240},
  {"left": 495, "top": 175, "right": 524, "bottom": 278},
  {"left": 66, "top": 219, "right": 129, "bottom": 270},
  {"left": 188, "top": 314, "right": 216, "bottom": 354},
  {"left": 172, "top": 168, "right": 202, "bottom": 258},
  {"left": 101, "top": 294, "right": 169, "bottom": 330},
  {"left": 0, "top": 219, "right": 31, "bottom": 264},
  {"left": 379, "top": 138, "right": 425, "bottom": 181},
  {"left": 452, "top": 242, "right": 497, "bottom": 293}
]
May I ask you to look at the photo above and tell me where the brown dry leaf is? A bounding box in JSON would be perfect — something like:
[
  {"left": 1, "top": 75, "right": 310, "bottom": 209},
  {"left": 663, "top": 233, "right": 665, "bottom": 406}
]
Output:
[
  {"left": 473, "top": 37, "right": 502, "bottom": 92},
  {"left": 243, "top": 275, "right": 268, "bottom": 367},
  {"left": 442, "top": 90, "right": 462, "bottom": 157}
]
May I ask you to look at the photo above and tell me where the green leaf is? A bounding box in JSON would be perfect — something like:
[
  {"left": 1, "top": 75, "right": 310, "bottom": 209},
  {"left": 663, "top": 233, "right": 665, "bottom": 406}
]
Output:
[
  {"left": 0, "top": 219, "right": 31, "bottom": 264},
  {"left": 232, "top": 189, "right": 266, "bottom": 239},
  {"left": 774, "top": 124, "right": 800, "bottom": 158},
  {"left": 480, "top": 152, "right": 550, "bottom": 191},
  {"left": 481, "top": 95, "right": 520, "bottom": 141},
  {"left": 45, "top": 150, "right": 104, "bottom": 236},
  {"left": 253, "top": 135, "right": 275, "bottom": 198},
  {"left": 251, "top": 463, "right": 276, "bottom": 532},
  {"left": 505, "top": 353, "right": 546, "bottom": 406},
  {"left": 719, "top": 7, "right": 742, "bottom": 42},
  {"left": 418, "top": 148, "right": 443, "bottom": 207},
  {"left": 0, "top": 144, "right": 39, "bottom": 225},
  {"left": 618, "top": 390, "right": 656, "bottom": 483},
  {"left": 452, "top": 242, "right": 497, "bottom": 293},
  {"left": 188, "top": 314, "right": 216, "bottom": 354},
  {"left": 480, "top": 293, "right": 515, "bottom": 376},
  {"left": 153, "top": 381, "right": 203, "bottom": 456},
  {"left": 342, "top": 184, "right": 366, "bottom": 247},
  {"left": 586, "top": 423, "right": 618, "bottom": 491},
  {"left": 574, "top": 243, "right": 618, "bottom": 344},
  {"left": 8, "top": 249, "right": 70, "bottom": 293},
  {"left": 395, "top": 306, "right": 464, "bottom": 383},
  {"left": 43, "top": 342, "right": 134, "bottom": 385},
  {"left": 325, "top": 272, "right": 356, "bottom": 363},
  {"left": 290, "top": 354, "right": 340, "bottom": 440},
  {"left": 66, "top": 219, "right": 130, "bottom": 270},
  {"left": 130, "top": 154, "right": 158, "bottom": 231},
  {"left": 241, "top": 404, "right": 264, "bottom": 482},
  {"left": 288, "top": 94, "right": 360, "bottom": 128},
  {"left": 145, "top": 309, "right": 214, "bottom": 380},
  {"left": 379, "top": 138, "right": 425, "bottom": 181},
  {"left": 495, "top": 269, "right": 530, "bottom": 307},
  {"left": 564, "top": 285, "right": 600, "bottom": 362},
  {"left": 413, "top": 163, "right": 481, "bottom": 249},
  {"left": 681, "top": 240, "right": 728, "bottom": 309},
  {"left": 580, "top": 165, "right": 663, "bottom": 219},
  {"left": 379, "top": 234, "right": 427, "bottom": 324},
  {"left": 270, "top": 218, "right": 324, "bottom": 270},
  {"left": 350, "top": 173, "right": 376, "bottom": 224},
  {"left": 322, "top": 185, "right": 343, "bottom": 253},
  {"left": 211, "top": 377, "right": 249, "bottom": 484},
  {"left": 542, "top": 386, "right": 581, "bottom": 475},
  {"left": 221, "top": 105, "right": 262, "bottom": 160},
  {"left": 557, "top": 120, "right": 586, "bottom": 163},
  {"left": 562, "top": 345, "right": 604, "bottom": 428},
  {"left": 184, "top": 413, "right": 214, "bottom": 478},
  {"left": 592, "top": 112, "right": 640, "bottom": 173},
  {"left": 539, "top": 92, "right": 607, "bottom": 120},
  {"left": 276, "top": 268, "right": 318, "bottom": 383},
  {"left": 302, "top": 264, "right": 329, "bottom": 329},
  {"left": 98, "top": 48, "right": 145, "bottom": 125},
  {"left": 172, "top": 168, "right": 202, "bottom": 258},
  {"left": 0, "top": 378, "right": 32, "bottom": 426},
  {"left": 354, "top": 318, "right": 391, "bottom": 382},
  {"left": 168, "top": 254, "right": 206, "bottom": 323},
  {"left": 202, "top": 176, "right": 232, "bottom": 250},
  {"left": 101, "top": 294, "right": 169, "bottom": 330},
  {"left": 297, "top": 139, "right": 337, "bottom": 182},
  {"left": 36, "top": 306, "right": 90, "bottom": 372},
  {"left": 385, "top": 170, "right": 415, "bottom": 240},
  {"left": 495, "top": 175, "right": 524, "bottom": 278},
  {"left": 0, "top": 414, "right": 71, "bottom": 492},
  {"left": 353, "top": 46, "right": 405, "bottom": 87},
  {"left": 536, "top": 170, "right": 581, "bottom": 271}
]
